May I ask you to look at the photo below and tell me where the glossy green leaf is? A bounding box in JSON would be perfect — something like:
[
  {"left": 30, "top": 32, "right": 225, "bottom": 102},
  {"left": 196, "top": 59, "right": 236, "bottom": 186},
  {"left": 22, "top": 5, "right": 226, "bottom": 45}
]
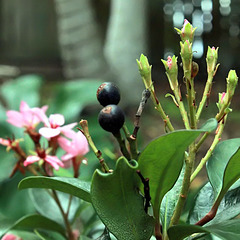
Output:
[
  {"left": 49, "top": 80, "right": 102, "bottom": 122},
  {"left": 91, "top": 157, "right": 154, "bottom": 240},
  {"left": 189, "top": 182, "right": 240, "bottom": 225},
  {"left": 29, "top": 189, "right": 80, "bottom": 226},
  {"left": 0, "top": 214, "right": 66, "bottom": 238},
  {"left": 138, "top": 121, "right": 217, "bottom": 221},
  {"left": 168, "top": 219, "right": 240, "bottom": 240},
  {"left": 207, "top": 138, "right": 240, "bottom": 195},
  {"left": 18, "top": 176, "right": 91, "bottom": 203},
  {"left": 0, "top": 74, "right": 42, "bottom": 110}
]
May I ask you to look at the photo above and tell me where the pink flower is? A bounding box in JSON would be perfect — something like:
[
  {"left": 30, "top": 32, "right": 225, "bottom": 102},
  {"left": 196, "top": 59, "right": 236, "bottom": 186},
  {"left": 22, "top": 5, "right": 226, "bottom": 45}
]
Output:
[
  {"left": 38, "top": 113, "right": 77, "bottom": 139},
  {"left": 1, "top": 233, "right": 21, "bottom": 240},
  {"left": 58, "top": 131, "right": 89, "bottom": 161},
  {"left": 6, "top": 101, "right": 48, "bottom": 129},
  {"left": 24, "top": 149, "right": 64, "bottom": 170}
]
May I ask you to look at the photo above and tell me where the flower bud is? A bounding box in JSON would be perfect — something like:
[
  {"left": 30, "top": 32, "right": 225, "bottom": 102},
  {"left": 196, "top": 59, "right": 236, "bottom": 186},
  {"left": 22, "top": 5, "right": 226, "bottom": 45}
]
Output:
[
  {"left": 216, "top": 92, "right": 227, "bottom": 110},
  {"left": 206, "top": 46, "right": 218, "bottom": 73},
  {"left": 226, "top": 70, "right": 238, "bottom": 99},
  {"left": 161, "top": 55, "right": 178, "bottom": 90},
  {"left": 136, "top": 54, "right": 152, "bottom": 78},
  {"left": 175, "top": 19, "right": 196, "bottom": 43},
  {"left": 180, "top": 40, "right": 193, "bottom": 73}
]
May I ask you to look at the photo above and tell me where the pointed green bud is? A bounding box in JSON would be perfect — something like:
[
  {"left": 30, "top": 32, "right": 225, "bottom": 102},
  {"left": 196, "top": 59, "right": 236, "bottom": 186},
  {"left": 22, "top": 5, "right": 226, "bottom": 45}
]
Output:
[
  {"left": 226, "top": 70, "right": 238, "bottom": 99},
  {"left": 161, "top": 56, "right": 178, "bottom": 90},
  {"left": 137, "top": 54, "right": 153, "bottom": 88},
  {"left": 175, "top": 19, "right": 196, "bottom": 43},
  {"left": 206, "top": 46, "right": 219, "bottom": 73},
  {"left": 136, "top": 54, "right": 152, "bottom": 78}
]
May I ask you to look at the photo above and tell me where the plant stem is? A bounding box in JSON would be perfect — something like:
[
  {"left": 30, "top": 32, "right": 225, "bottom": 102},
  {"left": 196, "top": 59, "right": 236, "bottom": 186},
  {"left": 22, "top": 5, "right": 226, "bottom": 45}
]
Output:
[
  {"left": 196, "top": 72, "right": 214, "bottom": 121},
  {"left": 172, "top": 87, "right": 190, "bottom": 129},
  {"left": 186, "top": 77, "right": 197, "bottom": 129},
  {"left": 51, "top": 190, "right": 74, "bottom": 240},
  {"left": 140, "top": 71, "right": 174, "bottom": 132},
  {"left": 79, "top": 120, "right": 110, "bottom": 173},
  {"left": 112, "top": 130, "right": 131, "bottom": 160},
  {"left": 190, "top": 116, "right": 227, "bottom": 182},
  {"left": 169, "top": 144, "right": 195, "bottom": 226},
  {"left": 122, "top": 124, "right": 139, "bottom": 160}
]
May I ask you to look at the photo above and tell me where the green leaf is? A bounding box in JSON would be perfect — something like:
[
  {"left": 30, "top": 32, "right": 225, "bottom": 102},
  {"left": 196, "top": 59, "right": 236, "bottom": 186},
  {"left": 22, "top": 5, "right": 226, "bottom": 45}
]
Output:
[
  {"left": 168, "top": 219, "right": 240, "bottom": 240},
  {"left": 189, "top": 182, "right": 240, "bottom": 225},
  {"left": 34, "top": 229, "right": 66, "bottom": 240},
  {"left": 138, "top": 124, "right": 216, "bottom": 221},
  {"left": 29, "top": 189, "right": 80, "bottom": 226},
  {"left": 91, "top": 157, "right": 154, "bottom": 240},
  {"left": 6, "top": 230, "right": 41, "bottom": 240},
  {"left": 49, "top": 80, "right": 102, "bottom": 122},
  {"left": 207, "top": 138, "right": 240, "bottom": 195},
  {"left": 214, "top": 147, "right": 240, "bottom": 207},
  {"left": 0, "top": 74, "right": 42, "bottom": 110},
  {"left": 160, "top": 166, "right": 185, "bottom": 231},
  {"left": 0, "top": 214, "right": 66, "bottom": 238},
  {"left": 18, "top": 176, "right": 91, "bottom": 203}
]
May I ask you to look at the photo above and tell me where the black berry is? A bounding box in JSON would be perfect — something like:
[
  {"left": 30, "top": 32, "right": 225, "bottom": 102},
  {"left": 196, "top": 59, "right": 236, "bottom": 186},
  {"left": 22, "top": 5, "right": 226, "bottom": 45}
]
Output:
[
  {"left": 98, "top": 104, "right": 125, "bottom": 133},
  {"left": 97, "top": 82, "right": 120, "bottom": 106}
]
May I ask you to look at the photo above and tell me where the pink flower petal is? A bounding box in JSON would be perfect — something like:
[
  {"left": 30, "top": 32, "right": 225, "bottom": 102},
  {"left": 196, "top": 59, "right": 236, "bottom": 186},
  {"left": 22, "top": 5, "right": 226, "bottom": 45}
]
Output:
[
  {"left": 6, "top": 110, "right": 24, "bottom": 127},
  {"left": 45, "top": 155, "right": 64, "bottom": 170},
  {"left": 75, "top": 132, "right": 89, "bottom": 155},
  {"left": 2, "top": 233, "right": 21, "bottom": 240},
  {"left": 60, "top": 122, "right": 77, "bottom": 138},
  {"left": 0, "top": 138, "right": 10, "bottom": 146},
  {"left": 49, "top": 114, "right": 65, "bottom": 128},
  {"left": 24, "top": 156, "right": 40, "bottom": 166},
  {"left": 39, "top": 127, "right": 61, "bottom": 138},
  {"left": 33, "top": 108, "right": 49, "bottom": 126},
  {"left": 58, "top": 136, "right": 72, "bottom": 152},
  {"left": 20, "top": 101, "right": 30, "bottom": 112},
  {"left": 61, "top": 153, "right": 75, "bottom": 161}
]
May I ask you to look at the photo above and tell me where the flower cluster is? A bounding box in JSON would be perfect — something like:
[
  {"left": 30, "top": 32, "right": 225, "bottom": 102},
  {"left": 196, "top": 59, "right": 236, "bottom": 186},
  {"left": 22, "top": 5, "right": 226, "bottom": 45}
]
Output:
[{"left": 0, "top": 101, "right": 89, "bottom": 177}]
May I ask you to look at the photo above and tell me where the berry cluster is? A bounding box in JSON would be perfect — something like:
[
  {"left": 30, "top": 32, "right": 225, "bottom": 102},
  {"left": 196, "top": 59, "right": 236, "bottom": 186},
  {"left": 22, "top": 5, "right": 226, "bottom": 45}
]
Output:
[{"left": 97, "top": 82, "right": 125, "bottom": 134}]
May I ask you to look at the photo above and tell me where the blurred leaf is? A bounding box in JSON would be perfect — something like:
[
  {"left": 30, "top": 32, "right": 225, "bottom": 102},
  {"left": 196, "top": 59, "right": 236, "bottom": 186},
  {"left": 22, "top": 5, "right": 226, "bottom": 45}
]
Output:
[
  {"left": 18, "top": 176, "right": 91, "bottom": 203},
  {"left": 0, "top": 74, "right": 42, "bottom": 110},
  {"left": 207, "top": 138, "right": 240, "bottom": 195},
  {"left": 6, "top": 230, "right": 40, "bottom": 240},
  {"left": 91, "top": 157, "right": 154, "bottom": 240},
  {"left": 29, "top": 189, "right": 80, "bottom": 226},
  {"left": 0, "top": 214, "right": 66, "bottom": 238},
  {"left": 168, "top": 219, "right": 240, "bottom": 240},
  {"left": 0, "top": 174, "right": 35, "bottom": 220},
  {"left": 49, "top": 80, "right": 102, "bottom": 122},
  {"left": 34, "top": 229, "right": 66, "bottom": 240},
  {"left": 0, "top": 151, "right": 16, "bottom": 182},
  {"left": 189, "top": 182, "right": 240, "bottom": 225}
]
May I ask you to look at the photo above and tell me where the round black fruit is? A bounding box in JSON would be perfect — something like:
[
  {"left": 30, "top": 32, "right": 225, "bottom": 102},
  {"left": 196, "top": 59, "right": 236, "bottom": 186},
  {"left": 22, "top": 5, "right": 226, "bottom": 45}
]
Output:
[
  {"left": 97, "top": 82, "right": 120, "bottom": 106},
  {"left": 98, "top": 104, "right": 125, "bottom": 133}
]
